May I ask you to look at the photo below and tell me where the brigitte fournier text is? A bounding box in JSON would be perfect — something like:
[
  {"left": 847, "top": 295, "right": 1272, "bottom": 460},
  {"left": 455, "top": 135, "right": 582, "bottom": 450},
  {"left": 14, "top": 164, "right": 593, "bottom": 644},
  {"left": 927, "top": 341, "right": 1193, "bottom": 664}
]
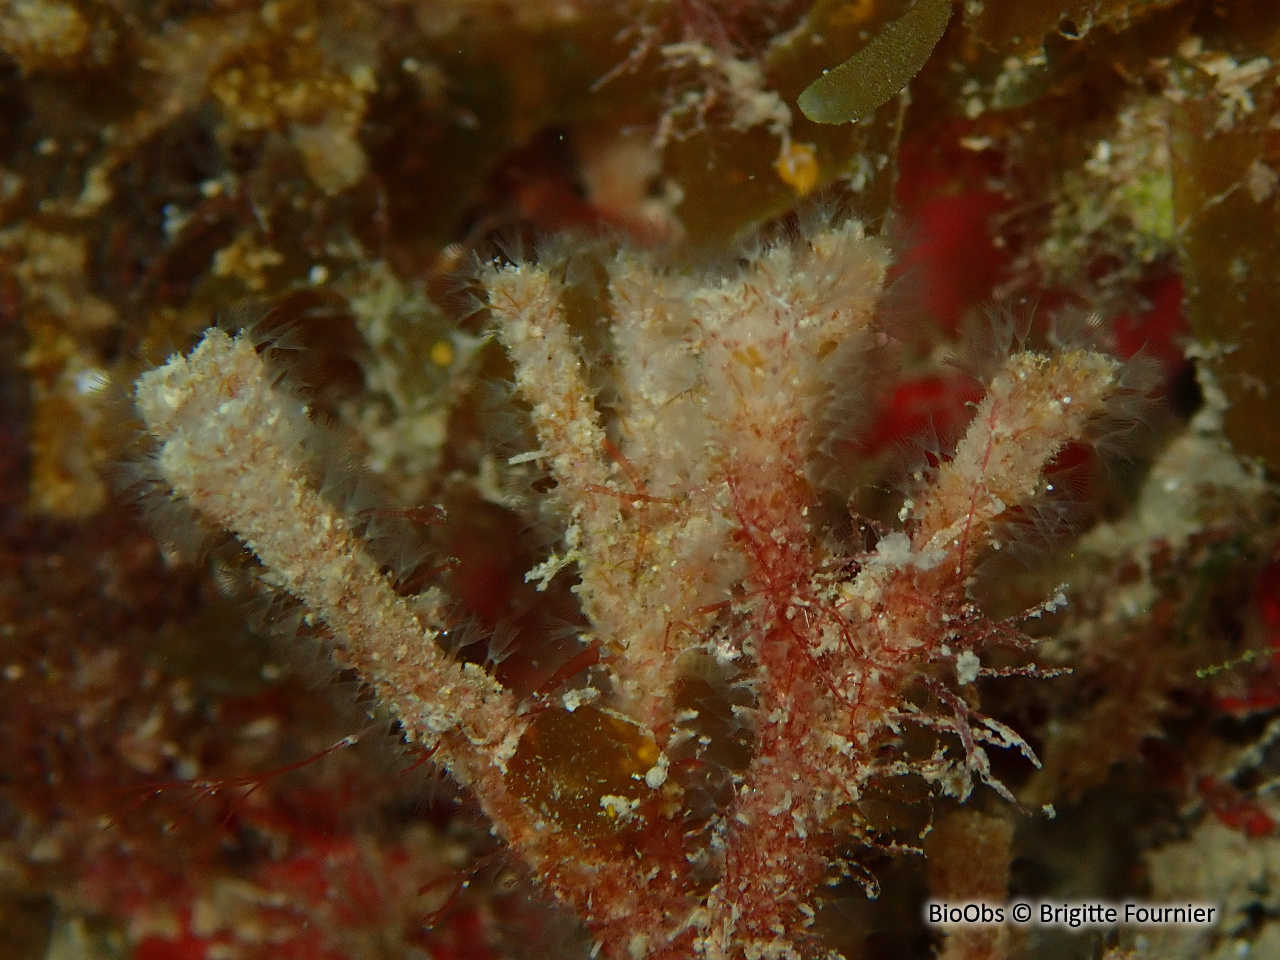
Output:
[{"left": 925, "top": 901, "right": 1219, "bottom": 928}]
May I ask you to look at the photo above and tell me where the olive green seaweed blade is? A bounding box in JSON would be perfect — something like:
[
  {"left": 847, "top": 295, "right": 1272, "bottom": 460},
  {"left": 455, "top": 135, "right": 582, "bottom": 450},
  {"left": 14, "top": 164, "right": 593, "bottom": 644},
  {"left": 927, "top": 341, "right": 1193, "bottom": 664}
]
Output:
[{"left": 797, "top": 0, "right": 953, "bottom": 124}]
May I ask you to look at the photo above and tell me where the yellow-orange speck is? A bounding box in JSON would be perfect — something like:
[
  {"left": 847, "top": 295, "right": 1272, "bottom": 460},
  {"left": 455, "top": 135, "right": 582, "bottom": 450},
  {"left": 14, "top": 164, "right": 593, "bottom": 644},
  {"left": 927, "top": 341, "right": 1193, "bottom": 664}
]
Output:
[
  {"left": 430, "top": 339, "right": 455, "bottom": 367},
  {"left": 775, "top": 141, "right": 819, "bottom": 196}
]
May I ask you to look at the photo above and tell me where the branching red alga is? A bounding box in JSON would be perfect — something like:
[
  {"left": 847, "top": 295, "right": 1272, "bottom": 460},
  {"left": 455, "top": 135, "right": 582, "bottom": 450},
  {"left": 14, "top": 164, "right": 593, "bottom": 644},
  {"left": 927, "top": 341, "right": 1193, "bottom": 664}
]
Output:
[{"left": 134, "top": 216, "right": 1145, "bottom": 960}]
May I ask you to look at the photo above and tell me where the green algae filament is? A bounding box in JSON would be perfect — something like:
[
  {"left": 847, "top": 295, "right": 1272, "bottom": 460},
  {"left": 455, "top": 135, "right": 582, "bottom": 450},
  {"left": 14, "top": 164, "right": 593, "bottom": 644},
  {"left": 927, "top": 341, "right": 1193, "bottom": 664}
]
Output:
[{"left": 798, "top": 0, "right": 952, "bottom": 125}]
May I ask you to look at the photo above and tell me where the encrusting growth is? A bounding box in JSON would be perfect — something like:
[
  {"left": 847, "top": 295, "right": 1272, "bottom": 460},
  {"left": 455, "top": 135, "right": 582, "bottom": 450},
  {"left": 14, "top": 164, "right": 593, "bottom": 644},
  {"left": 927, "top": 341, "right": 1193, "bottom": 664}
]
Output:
[{"left": 135, "top": 215, "right": 1142, "bottom": 960}]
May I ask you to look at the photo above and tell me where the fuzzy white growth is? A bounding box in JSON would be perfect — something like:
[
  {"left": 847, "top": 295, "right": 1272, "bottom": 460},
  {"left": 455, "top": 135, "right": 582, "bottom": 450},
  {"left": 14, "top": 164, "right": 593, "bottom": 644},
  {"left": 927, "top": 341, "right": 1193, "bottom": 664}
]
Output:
[
  {"left": 136, "top": 220, "right": 1140, "bottom": 960},
  {"left": 134, "top": 329, "right": 523, "bottom": 780},
  {"left": 484, "top": 265, "right": 612, "bottom": 498},
  {"left": 485, "top": 219, "right": 891, "bottom": 730},
  {"left": 696, "top": 341, "right": 1128, "bottom": 957},
  {"left": 912, "top": 349, "right": 1124, "bottom": 565}
]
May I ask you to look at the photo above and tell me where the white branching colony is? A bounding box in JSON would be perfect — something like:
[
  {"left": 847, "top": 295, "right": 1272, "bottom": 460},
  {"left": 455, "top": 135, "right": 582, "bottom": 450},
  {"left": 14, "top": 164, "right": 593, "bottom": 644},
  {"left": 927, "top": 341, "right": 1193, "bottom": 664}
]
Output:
[{"left": 135, "top": 216, "right": 1142, "bottom": 960}]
